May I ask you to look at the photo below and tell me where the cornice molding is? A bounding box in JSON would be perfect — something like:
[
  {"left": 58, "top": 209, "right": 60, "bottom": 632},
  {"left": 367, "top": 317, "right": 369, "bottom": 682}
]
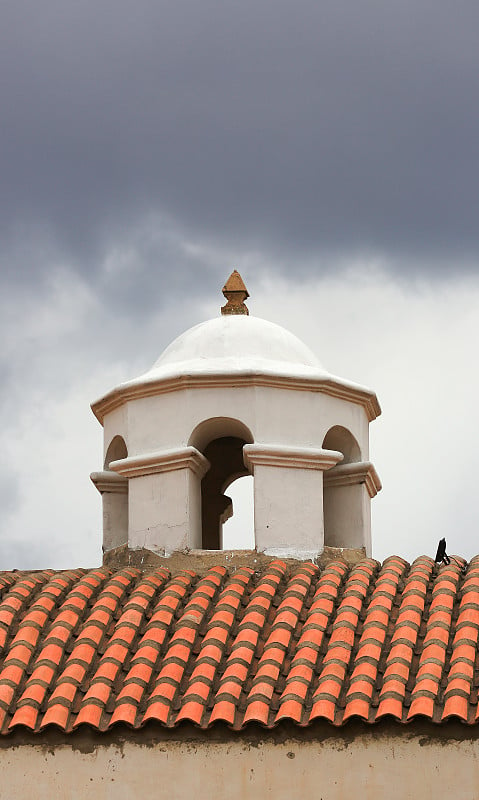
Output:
[
  {"left": 91, "top": 372, "right": 381, "bottom": 425},
  {"left": 109, "top": 446, "right": 210, "bottom": 479},
  {"left": 243, "top": 444, "right": 343, "bottom": 472},
  {"left": 323, "top": 461, "right": 382, "bottom": 497},
  {"left": 90, "top": 471, "right": 128, "bottom": 494}
]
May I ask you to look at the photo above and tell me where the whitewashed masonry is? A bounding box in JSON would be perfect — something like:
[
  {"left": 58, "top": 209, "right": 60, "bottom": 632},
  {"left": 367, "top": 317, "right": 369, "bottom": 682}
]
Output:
[{"left": 91, "top": 273, "right": 381, "bottom": 560}]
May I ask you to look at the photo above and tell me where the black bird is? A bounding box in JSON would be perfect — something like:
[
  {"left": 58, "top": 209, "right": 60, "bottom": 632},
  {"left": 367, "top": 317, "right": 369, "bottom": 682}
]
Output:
[
  {"left": 434, "top": 537, "right": 467, "bottom": 574},
  {"left": 435, "top": 538, "right": 450, "bottom": 565}
]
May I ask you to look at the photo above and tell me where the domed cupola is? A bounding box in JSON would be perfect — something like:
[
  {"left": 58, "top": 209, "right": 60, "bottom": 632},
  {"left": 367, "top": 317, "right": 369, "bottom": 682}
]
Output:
[{"left": 90, "top": 271, "right": 381, "bottom": 562}]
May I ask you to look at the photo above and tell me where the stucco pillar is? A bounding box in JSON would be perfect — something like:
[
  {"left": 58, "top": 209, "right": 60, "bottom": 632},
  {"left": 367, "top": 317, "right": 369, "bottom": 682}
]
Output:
[
  {"left": 323, "top": 461, "right": 381, "bottom": 556},
  {"left": 243, "top": 444, "right": 342, "bottom": 560},
  {"left": 110, "top": 447, "right": 210, "bottom": 555},
  {"left": 90, "top": 471, "right": 129, "bottom": 552}
]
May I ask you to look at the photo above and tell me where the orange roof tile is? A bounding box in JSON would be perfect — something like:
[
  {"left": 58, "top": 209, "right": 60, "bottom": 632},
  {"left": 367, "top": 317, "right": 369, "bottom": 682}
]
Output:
[{"left": 1, "top": 555, "right": 478, "bottom": 733}]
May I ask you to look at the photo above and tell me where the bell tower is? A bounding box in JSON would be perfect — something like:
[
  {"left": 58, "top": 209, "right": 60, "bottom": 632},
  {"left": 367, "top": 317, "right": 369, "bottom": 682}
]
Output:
[{"left": 91, "top": 272, "right": 381, "bottom": 562}]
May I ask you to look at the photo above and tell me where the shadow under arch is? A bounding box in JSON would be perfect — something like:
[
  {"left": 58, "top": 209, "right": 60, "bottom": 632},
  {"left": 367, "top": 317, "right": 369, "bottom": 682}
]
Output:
[
  {"left": 322, "top": 425, "right": 361, "bottom": 465},
  {"left": 322, "top": 425, "right": 362, "bottom": 548},
  {"left": 104, "top": 435, "right": 128, "bottom": 469},
  {"left": 189, "top": 417, "right": 254, "bottom": 550},
  {"left": 102, "top": 434, "right": 129, "bottom": 552}
]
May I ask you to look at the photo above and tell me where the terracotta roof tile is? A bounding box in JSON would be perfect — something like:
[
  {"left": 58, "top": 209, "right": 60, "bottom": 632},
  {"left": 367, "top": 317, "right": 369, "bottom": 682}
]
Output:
[
  {"left": 3, "top": 555, "right": 479, "bottom": 732},
  {"left": 244, "top": 563, "right": 318, "bottom": 726}
]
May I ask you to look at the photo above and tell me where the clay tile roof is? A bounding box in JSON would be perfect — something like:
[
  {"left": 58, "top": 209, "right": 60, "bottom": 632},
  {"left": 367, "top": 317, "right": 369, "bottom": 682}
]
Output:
[{"left": 1, "top": 555, "right": 479, "bottom": 733}]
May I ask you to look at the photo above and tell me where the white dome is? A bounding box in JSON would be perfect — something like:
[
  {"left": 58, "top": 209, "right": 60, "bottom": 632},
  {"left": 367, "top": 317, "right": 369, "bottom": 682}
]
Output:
[
  {"left": 91, "top": 309, "right": 381, "bottom": 424},
  {"left": 145, "top": 315, "right": 326, "bottom": 380}
]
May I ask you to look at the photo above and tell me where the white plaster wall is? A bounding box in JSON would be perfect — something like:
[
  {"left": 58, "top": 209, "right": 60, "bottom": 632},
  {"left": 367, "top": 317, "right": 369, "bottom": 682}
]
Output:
[
  {"left": 253, "top": 465, "right": 324, "bottom": 557},
  {"left": 95, "top": 381, "right": 376, "bottom": 556},
  {"left": 102, "top": 405, "right": 128, "bottom": 462},
  {"left": 1, "top": 735, "right": 478, "bottom": 800},
  {"left": 96, "top": 379, "right": 374, "bottom": 558},
  {"left": 121, "top": 385, "right": 369, "bottom": 457},
  {"left": 125, "top": 386, "right": 256, "bottom": 453},
  {"left": 128, "top": 468, "right": 202, "bottom": 553},
  {"left": 102, "top": 491, "right": 128, "bottom": 551},
  {"left": 323, "top": 483, "right": 370, "bottom": 550}
]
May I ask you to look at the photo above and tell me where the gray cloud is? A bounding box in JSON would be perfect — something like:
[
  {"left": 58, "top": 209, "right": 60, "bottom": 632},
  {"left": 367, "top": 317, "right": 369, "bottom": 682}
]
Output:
[{"left": 1, "top": 0, "right": 479, "bottom": 297}]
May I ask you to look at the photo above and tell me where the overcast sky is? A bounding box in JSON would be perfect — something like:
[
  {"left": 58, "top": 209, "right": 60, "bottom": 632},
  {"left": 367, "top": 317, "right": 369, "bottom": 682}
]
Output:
[{"left": 1, "top": 1, "right": 478, "bottom": 569}]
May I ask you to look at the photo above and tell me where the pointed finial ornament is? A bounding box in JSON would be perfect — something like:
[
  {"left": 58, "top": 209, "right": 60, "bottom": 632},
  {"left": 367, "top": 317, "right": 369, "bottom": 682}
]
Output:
[{"left": 221, "top": 270, "right": 249, "bottom": 315}]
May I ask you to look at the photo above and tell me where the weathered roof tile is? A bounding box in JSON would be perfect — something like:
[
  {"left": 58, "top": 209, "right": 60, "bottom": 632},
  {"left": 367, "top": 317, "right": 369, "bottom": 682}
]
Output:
[{"left": 2, "top": 555, "right": 479, "bottom": 732}]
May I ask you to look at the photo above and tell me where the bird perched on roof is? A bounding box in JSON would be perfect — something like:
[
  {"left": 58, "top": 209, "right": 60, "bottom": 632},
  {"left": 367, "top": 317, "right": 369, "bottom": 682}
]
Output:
[
  {"left": 435, "top": 538, "right": 450, "bottom": 565},
  {"left": 435, "top": 537, "right": 467, "bottom": 574}
]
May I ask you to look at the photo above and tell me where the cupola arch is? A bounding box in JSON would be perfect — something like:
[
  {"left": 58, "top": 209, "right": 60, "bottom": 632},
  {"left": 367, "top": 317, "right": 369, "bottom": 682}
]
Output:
[
  {"left": 104, "top": 435, "right": 128, "bottom": 468},
  {"left": 322, "top": 425, "right": 381, "bottom": 553},
  {"left": 322, "top": 426, "right": 361, "bottom": 464},
  {"left": 91, "top": 434, "right": 129, "bottom": 553},
  {"left": 189, "top": 417, "right": 254, "bottom": 550},
  {"left": 188, "top": 417, "right": 254, "bottom": 452}
]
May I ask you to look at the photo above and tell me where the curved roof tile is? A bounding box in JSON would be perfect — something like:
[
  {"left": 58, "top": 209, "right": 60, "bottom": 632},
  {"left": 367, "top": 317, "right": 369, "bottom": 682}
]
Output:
[{"left": 1, "top": 555, "right": 478, "bottom": 733}]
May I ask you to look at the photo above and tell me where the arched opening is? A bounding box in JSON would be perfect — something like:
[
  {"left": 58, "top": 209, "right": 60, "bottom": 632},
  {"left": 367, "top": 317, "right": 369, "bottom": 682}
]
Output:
[
  {"left": 222, "top": 475, "right": 255, "bottom": 549},
  {"left": 322, "top": 426, "right": 362, "bottom": 548},
  {"left": 322, "top": 426, "right": 361, "bottom": 464},
  {"left": 103, "top": 435, "right": 129, "bottom": 552},
  {"left": 104, "top": 435, "right": 128, "bottom": 468},
  {"left": 189, "top": 417, "right": 254, "bottom": 550}
]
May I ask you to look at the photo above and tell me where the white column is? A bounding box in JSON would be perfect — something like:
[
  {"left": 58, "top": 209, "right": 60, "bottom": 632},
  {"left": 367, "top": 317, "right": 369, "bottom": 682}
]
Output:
[
  {"left": 243, "top": 444, "right": 343, "bottom": 560},
  {"left": 323, "top": 461, "right": 381, "bottom": 556},
  {"left": 90, "top": 471, "right": 129, "bottom": 553},
  {"left": 109, "top": 447, "right": 210, "bottom": 556}
]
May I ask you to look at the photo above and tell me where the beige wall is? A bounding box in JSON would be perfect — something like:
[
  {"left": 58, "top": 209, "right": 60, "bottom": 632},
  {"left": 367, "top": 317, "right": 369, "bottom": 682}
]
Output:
[
  {"left": 252, "top": 462, "right": 325, "bottom": 558},
  {"left": 1, "top": 728, "right": 479, "bottom": 800},
  {"left": 323, "top": 482, "right": 369, "bottom": 549},
  {"left": 107, "top": 384, "right": 369, "bottom": 457}
]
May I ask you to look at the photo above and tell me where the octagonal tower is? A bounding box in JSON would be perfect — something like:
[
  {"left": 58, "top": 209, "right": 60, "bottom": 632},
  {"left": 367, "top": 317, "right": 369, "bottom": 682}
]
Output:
[{"left": 91, "top": 271, "right": 381, "bottom": 562}]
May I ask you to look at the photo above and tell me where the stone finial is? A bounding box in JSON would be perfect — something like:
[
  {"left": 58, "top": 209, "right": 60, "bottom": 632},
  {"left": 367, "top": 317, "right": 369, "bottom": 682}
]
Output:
[{"left": 221, "top": 270, "right": 249, "bottom": 315}]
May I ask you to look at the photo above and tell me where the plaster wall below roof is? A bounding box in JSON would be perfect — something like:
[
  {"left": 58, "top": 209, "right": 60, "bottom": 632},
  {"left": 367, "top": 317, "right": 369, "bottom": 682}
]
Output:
[{"left": 2, "top": 733, "right": 479, "bottom": 800}]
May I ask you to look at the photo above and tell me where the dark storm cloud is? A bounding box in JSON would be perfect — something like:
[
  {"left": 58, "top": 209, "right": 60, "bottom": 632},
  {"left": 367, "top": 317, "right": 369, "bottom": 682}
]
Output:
[{"left": 1, "top": 0, "right": 479, "bottom": 295}]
